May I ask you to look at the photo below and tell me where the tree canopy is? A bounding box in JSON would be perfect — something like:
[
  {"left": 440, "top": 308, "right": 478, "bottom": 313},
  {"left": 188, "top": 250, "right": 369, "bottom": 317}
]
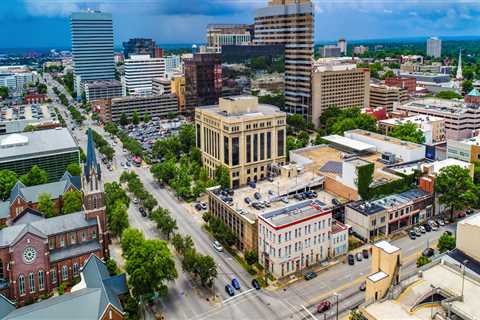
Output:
[
  {"left": 436, "top": 90, "right": 463, "bottom": 100},
  {"left": 388, "top": 122, "right": 426, "bottom": 144},
  {"left": 38, "top": 193, "right": 55, "bottom": 218},
  {"left": 319, "top": 107, "right": 377, "bottom": 135},
  {"left": 438, "top": 233, "right": 456, "bottom": 253},
  {"left": 20, "top": 165, "right": 48, "bottom": 186},
  {"left": 0, "top": 170, "right": 17, "bottom": 200},
  {"left": 66, "top": 163, "right": 82, "bottom": 176},
  {"left": 62, "top": 190, "right": 83, "bottom": 214}
]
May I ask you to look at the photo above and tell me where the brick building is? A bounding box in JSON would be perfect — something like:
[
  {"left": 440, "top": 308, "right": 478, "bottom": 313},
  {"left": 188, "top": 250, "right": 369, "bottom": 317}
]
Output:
[
  {"left": 384, "top": 77, "right": 417, "bottom": 93},
  {"left": 0, "top": 129, "right": 108, "bottom": 305}
]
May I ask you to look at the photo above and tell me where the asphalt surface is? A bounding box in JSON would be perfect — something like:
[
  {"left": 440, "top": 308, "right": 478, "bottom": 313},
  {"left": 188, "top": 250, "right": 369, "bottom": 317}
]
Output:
[{"left": 44, "top": 74, "right": 457, "bottom": 320}]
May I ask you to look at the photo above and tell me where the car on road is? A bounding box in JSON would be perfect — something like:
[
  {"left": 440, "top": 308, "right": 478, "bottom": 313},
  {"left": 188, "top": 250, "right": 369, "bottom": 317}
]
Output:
[
  {"left": 133, "top": 198, "right": 139, "bottom": 205},
  {"left": 414, "top": 227, "right": 422, "bottom": 237},
  {"left": 294, "top": 193, "right": 305, "bottom": 200},
  {"left": 254, "top": 192, "right": 262, "bottom": 200},
  {"left": 248, "top": 181, "right": 256, "bottom": 188},
  {"left": 332, "top": 198, "right": 341, "bottom": 206},
  {"left": 437, "top": 219, "right": 445, "bottom": 226},
  {"left": 139, "top": 207, "right": 147, "bottom": 217},
  {"left": 466, "top": 209, "right": 475, "bottom": 215},
  {"left": 252, "top": 279, "right": 261, "bottom": 290},
  {"left": 356, "top": 252, "right": 363, "bottom": 261},
  {"left": 231, "top": 278, "right": 241, "bottom": 290},
  {"left": 244, "top": 197, "right": 252, "bottom": 205},
  {"left": 348, "top": 254, "right": 355, "bottom": 265},
  {"left": 304, "top": 271, "right": 317, "bottom": 281},
  {"left": 443, "top": 230, "right": 453, "bottom": 236},
  {"left": 194, "top": 203, "right": 202, "bottom": 211},
  {"left": 362, "top": 249, "right": 369, "bottom": 259},
  {"left": 359, "top": 282, "right": 366, "bottom": 291},
  {"left": 213, "top": 240, "right": 223, "bottom": 252},
  {"left": 316, "top": 300, "right": 331, "bottom": 313},
  {"left": 267, "top": 176, "right": 274, "bottom": 182},
  {"left": 419, "top": 226, "right": 426, "bottom": 233},
  {"left": 423, "top": 224, "right": 432, "bottom": 232},
  {"left": 409, "top": 230, "right": 416, "bottom": 240},
  {"left": 225, "top": 284, "right": 235, "bottom": 297},
  {"left": 281, "top": 197, "right": 289, "bottom": 204},
  {"left": 200, "top": 202, "right": 207, "bottom": 210},
  {"left": 422, "top": 248, "right": 435, "bottom": 257}
]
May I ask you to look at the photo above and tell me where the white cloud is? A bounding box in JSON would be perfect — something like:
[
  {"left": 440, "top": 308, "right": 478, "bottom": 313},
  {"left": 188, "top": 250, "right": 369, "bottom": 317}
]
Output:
[{"left": 24, "top": 0, "right": 83, "bottom": 17}]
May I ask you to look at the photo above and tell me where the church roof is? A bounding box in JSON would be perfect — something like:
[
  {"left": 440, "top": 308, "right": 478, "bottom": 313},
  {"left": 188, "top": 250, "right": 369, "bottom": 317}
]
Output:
[
  {"left": 84, "top": 128, "right": 101, "bottom": 182},
  {"left": 468, "top": 88, "right": 480, "bottom": 97}
]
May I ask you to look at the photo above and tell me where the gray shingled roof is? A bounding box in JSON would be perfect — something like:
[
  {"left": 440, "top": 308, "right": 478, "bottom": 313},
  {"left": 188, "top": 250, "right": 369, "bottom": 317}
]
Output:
[
  {"left": 0, "top": 202, "right": 9, "bottom": 220},
  {"left": 0, "top": 294, "right": 15, "bottom": 319},
  {"left": 50, "top": 241, "right": 101, "bottom": 263}
]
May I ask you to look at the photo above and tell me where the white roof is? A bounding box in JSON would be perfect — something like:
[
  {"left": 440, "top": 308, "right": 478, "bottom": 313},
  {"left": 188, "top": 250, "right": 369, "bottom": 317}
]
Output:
[
  {"left": 459, "top": 213, "right": 480, "bottom": 227},
  {"left": 368, "top": 271, "right": 388, "bottom": 283},
  {"left": 0, "top": 134, "right": 29, "bottom": 148},
  {"left": 322, "top": 135, "right": 376, "bottom": 152},
  {"left": 424, "top": 158, "right": 471, "bottom": 174},
  {"left": 375, "top": 240, "right": 400, "bottom": 254}
]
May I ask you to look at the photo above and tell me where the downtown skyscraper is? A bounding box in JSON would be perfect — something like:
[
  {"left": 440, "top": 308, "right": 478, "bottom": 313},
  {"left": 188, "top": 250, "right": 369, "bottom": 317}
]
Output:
[
  {"left": 254, "top": 0, "right": 314, "bottom": 117},
  {"left": 70, "top": 10, "right": 115, "bottom": 94}
]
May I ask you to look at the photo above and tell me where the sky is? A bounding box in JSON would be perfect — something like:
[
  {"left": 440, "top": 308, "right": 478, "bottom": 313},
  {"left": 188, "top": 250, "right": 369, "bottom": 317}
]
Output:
[{"left": 0, "top": 0, "right": 479, "bottom": 48}]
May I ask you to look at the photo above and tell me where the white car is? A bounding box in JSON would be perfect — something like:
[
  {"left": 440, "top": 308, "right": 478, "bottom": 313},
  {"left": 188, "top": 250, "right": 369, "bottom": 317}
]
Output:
[
  {"left": 438, "top": 219, "right": 445, "bottom": 226},
  {"left": 133, "top": 198, "right": 139, "bottom": 205},
  {"left": 419, "top": 226, "right": 426, "bottom": 233},
  {"left": 213, "top": 240, "right": 223, "bottom": 252}
]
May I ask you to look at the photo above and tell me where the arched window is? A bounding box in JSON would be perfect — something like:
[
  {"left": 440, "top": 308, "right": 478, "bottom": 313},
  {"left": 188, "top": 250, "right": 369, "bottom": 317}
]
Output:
[
  {"left": 62, "top": 265, "right": 68, "bottom": 281},
  {"left": 18, "top": 274, "right": 25, "bottom": 296},
  {"left": 73, "top": 263, "right": 79, "bottom": 277},
  {"left": 0, "top": 259, "right": 3, "bottom": 279},
  {"left": 28, "top": 272, "right": 35, "bottom": 293},
  {"left": 92, "top": 195, "right": 97, "bottom": 209},
  {"left": 38, "top": 270, "right": 45, "bottom": 291},
  {"left": 50, "top": 269, "right": 57, "bottom": 284}
]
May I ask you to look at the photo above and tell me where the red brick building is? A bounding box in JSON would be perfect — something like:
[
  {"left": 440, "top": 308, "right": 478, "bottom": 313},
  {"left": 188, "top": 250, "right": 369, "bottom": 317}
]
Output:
[
  {"left": 24, "top": 94, "right": 48, "bottom": 104},
  {"left": 0, "top": 129, "right": 108, "bottom": 305},
  {"left": 385, "top": 77, "right": 417, "bottom": 93}
]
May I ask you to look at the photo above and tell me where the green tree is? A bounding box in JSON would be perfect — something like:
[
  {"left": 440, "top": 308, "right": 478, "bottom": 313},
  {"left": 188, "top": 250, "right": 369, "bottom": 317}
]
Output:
[
  {"left": 66, "top": 163, "right": 81, "bottom": 176},
  {"left": 0, "top": 170, "right": 17, "bottom": 200},
  {"left": 178, "top": 124, "right": 196, "bottom": 154},
  {"left": 143, "top": 193, "right": 158, "bottom": 213},
  {"left": 435, "top": 165, "right": 477, "bottom": 220},
  {"left": 245, "top": 251, "right": 258, "bottom": 266},
  {"left": 151, "top": 208, "right": 178, "bottom": 240},
  {"left": 382, "top": 70, "right": 395, "bottom": 79},
  {"left": 151, "top": 158, "right": 178, "bottom": 184},
  {"left": 121, "top": 228, "right": 144, "bottom": 258},
  {"left": 287, "top": 114, "right": 308, "bottom": 131},
  {"left": 38, "top": 193, "right": 55, "bottom": 218},
  {"left": 0, "top": 86, "right": 8, "bottom": 99},
  {"left": 357, "top": 163, "right": 375, "bottom": 200},
  {"left": 463, "top": 80, "right": 473, "bottom": 95},
  {"left": 416, "top": 256, "right": 431, "bottom": 268},
  {"left": 152, "top": 136, "right": 180, "bottom": 160},
  {"left": 105, "top": 182, "right": 130, "bottom": 209},
  {"left": 132, "top": 111, "right": 140, "bottom": 125},
  {"left": 349, "top": 310, "right": 367, "bottom": 320},
  {"left": 215, "top": 165, "right": 231, "bottom": 189},
  {"left": 438, "top": 233, "right": 456, "bottom": 253},
  {"left": 172, "top": 234, "right": 194, "bottom": 256},
  {"left": 23, "top": 125, "right": 37, "bottom": 132},
  {"left": 109, "top": 200, "right": 130, "bottom": 237},
  {"left": 20, "top": 165, "right": 48, "bottom": 186},
  {"left": 297, "top": 131, "right": 310, "bottom": 146},
  {"left": 194, "top": 254, "right": 217, "bottom": 288},
  {"left": 105, "top": 258, "right": 120, "bottom": 276},
  {"left": 389, "top": 122, "right": 426, "bottom": 144},
  {"left": 436, "top": 91, "right": 463, "bottom": 100},
  {"left": 120, "top": 113, "right": 129, "bottom": 126},
  {"left": 143, "top": 113, "right": 151, "bottom": 123},
  {"left": 62, "top": 190, "right": 83, "bottom": 214},
  {"left": 125, "top": 238, "right": 177, "bottom": 298}
]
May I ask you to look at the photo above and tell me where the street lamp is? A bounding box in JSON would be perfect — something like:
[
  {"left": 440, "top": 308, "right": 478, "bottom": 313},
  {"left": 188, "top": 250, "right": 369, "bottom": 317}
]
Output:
[
  {"left": 461, "top": 259, "right": 469, "bottom": 301},
  {"left": 333, "top": 292, "right": 340, "bottom": 320}
]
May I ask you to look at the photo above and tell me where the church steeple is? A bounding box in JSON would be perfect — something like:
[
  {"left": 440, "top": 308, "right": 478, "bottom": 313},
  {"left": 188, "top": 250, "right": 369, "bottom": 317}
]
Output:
[
  {"left": 84, "top": 127, "right": 101, "bottom": 182},
  {"left": 456, "top": 49, "right": 463, "bottom": 80}
]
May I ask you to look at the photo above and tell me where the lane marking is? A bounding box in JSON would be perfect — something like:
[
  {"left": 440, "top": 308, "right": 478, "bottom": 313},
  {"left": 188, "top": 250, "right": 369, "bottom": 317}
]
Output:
[{"left": 222, "top": 288, "right": 255, "bottom": 303}]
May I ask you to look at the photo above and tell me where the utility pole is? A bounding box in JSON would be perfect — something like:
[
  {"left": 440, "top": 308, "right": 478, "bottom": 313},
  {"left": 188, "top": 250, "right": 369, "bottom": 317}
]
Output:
[
  {"left": 461, "top": 259, "right": 469, "bottom": 301},
  {"left": 334, "top": 292, "right": 340, "bottom": 320}
]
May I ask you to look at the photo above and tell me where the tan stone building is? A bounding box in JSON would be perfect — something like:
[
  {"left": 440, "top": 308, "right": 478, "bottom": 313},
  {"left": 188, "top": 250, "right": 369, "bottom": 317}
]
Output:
[
  {"left": 369, "top": 84, "right": 408, "bottom": 113},
  {"left": 379, "top": 114, "right": 446, "bottom": 145},
  {"left": 170, "top": 75, "right": 186, "bottom": 113},
  {"left": 195, "top": 96, "right": 287, "bottom": 188},
  {"left": 311, "top": 61, "right": 370, "bottom": 127},
  {"left": 254, "top": 0, "right": 314, "bottom": 117}
]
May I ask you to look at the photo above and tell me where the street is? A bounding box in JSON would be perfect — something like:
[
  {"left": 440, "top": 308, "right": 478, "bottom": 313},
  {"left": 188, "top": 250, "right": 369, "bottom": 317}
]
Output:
[{"left": 44, "top": 74, "right": 457, "bottom": 320}]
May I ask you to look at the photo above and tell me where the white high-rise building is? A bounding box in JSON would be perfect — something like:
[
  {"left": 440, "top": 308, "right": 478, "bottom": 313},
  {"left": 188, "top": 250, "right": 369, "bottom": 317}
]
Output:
[
  {"left": 70, "top": 11, "right": 115, "bottom": 94},
  {"left": 123, "top": 55, "right": 166, "bottom": 96},
  {"left": 164, "top": 55, "right": 181, "bottom": 73},
  {"left": 337, "top": 38, "right": 347, "bottom": 55},
  {"left": 427, "top": 37, "right": 442, "bottom": 58}
]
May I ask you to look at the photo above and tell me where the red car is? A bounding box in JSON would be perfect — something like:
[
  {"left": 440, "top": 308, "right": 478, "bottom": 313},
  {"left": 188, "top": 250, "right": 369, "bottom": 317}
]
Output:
[{"left": 317, "top": 300, "right": 331, "bottom": 313}]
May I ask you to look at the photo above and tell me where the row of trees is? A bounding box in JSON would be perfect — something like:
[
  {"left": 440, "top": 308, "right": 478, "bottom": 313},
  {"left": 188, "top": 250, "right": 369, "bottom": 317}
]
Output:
[
  {"left": 119, "top": 112, "right": 151, "bottom": 126},
  {"left": 104, "top": 123, "right": 143, "bottom": 157},
  {"left": 104, "top": 182, "right": 130, "bottom": 237},
  {"left": 120, "top": 171, "right": 158, "bottom": 213},
  {"left": 92, "top": 129, "right": 115, "bottom": 161},
  {"left": 318, "top": 106, "right": 377, "bottom": 135},
  {"left": 0, "top": 165, "right": 51, "bottom": 200},
  {"left": 68, "top": 105, "right": 84, "bottom": 125},
  {"left": 52, "top": 86, "right": 69, "bottom": 106},
  {"left": 37, "top": 190, "right": 83, "bottom": 217}
]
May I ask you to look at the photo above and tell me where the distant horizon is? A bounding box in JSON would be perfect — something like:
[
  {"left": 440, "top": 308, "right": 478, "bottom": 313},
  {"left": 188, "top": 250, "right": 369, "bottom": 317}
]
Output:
[{"left": 1, "top": 35, "right": 479, "bottom": 53}]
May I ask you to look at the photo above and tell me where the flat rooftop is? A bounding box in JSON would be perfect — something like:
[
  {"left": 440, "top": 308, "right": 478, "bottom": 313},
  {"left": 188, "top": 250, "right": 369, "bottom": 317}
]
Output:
[
  {"left": 379, "top": 114, "right": 443, "bottom": 126},
  {"left": 345, "top": 129, "right": 424, "bottom": 150},
  {"left": 399, "top": 98, "right": 473, "bottom": 115},
  {"left": 0, "top": 128, "right": 78, "bottom": 163},
  {"left": 197, "top": 102, "right": 285, "bottom": 120},
  {"left": 322, "top": 134, "right": 376, "bottom": 153},
  {"left": 260, "top": 199, "right": 330, "bottom": 229},
  {"left": 84, "top": 79, "right": 121, "bottom": 88},
  {"left": 421, "top": 158, "right": 471, "bottom": 175}
]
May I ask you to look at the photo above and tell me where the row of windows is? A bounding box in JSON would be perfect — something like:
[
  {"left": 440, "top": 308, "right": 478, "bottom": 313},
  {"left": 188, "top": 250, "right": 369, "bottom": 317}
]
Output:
[
  {"left": 262, "top": 234, "right": 329, "bottom": 259},
  {"left": 260, "top": 218, "right": 332, "bottom": 244},
  {"left": 17, "top": 263, "right": 80, "bottom": 296},
  {"left": 48, "top": 229, "right": 97, "bottom": 250}
]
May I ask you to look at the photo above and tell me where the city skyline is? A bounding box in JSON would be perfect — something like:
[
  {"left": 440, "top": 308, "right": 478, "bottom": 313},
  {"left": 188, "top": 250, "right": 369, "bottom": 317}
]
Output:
[{"left": 0, "top": 0, "right": 479, "bottom": 48}]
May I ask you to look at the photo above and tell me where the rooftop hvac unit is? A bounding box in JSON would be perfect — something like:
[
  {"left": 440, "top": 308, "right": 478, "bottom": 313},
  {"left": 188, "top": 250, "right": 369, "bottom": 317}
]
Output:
[{"left": 381, "top": 152, "right": 396, "bottom": 164}]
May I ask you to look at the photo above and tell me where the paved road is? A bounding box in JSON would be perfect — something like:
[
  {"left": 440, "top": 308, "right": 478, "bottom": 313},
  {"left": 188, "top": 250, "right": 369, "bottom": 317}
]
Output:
[{"left": 45, "top": 76, "right": 457, "bottom": 320}]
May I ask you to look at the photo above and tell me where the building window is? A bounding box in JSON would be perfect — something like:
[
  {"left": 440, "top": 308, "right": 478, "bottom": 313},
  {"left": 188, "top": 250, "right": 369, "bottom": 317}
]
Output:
[
  {"left": 253, "top": 134, "right": 258, "bottom": 162},
  {"left": 70, "top": 233, "right": 76, "bottom": 245},
  {"left": 260, "top": 133, "right": 265, "bottom": 161},
  {"left": 62, "top": 265, "right": 68, "bottom": 281},
  {"left": 48, "top": 238, "right": 55, "bottom": 250},
  {"left": 92, "top": 230, "right": 97, "bottom": 239},
  {"left": 223, "top": 136, "right": 229, "bottom": 165},
  {"left": 18, "top": 274, "right": 25, "bottom": 296},
  {"left": 60, "top": 236, "right": 65, "bottom": 248},
  {"left": 29, "top": 272, "right": 35, "bottom": 293},
  {"left": 93, "top": 196, "right": 97, "bottom": 209},
  {"left": 38, "top": 270, "right": 45, "bottom": 291},
  {"left": 246, "top": 135, "right": 251, "bottom": 163},
  {"left": 232, "top": 137, "right": 239, "bottom": 166},
  {"left": 0, "top": 259, "right": 3, "bottom": 279},
  {"left": 277, "top": 129, "right": 284, "bottom": 157},
  {"left": 50, "top": 269, "right": 57, "bottom": 284},
  {"left": 73, "top": 263, "right": 79, "bottom": 277},
  {"left": 81, "top": 231, "right": 87, "bottom": 242},
  {"left": 266, "top": 132, "right": 272, "bottom": 159}
]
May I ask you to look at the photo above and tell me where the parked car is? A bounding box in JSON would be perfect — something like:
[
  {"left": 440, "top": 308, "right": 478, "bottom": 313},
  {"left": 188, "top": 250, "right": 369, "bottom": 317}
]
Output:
[
  {"left": 304, "top": 271, "right": 317, "bottom": 281},
  {"left": 466, "top": 209, "right": 474, "bottom": 215},
  {"left": 422, "top": 248, "right": 435, "bottom": 257},
  {"left": 423, "top": 224, "right": 432, "bottom": 232},
  {"left": 348, "top": 254, "right": 355, "bottom": 265},
  {"left": 359, "top": 282, "right": 366, "bottom": 291},
  {"left": 133, "top": 198, "right": 139, "bottom": 205},
  {"left": 444, "top": 230, "right": 453, "bottom": 236},
  {"left": 332, "top": 198, "right": 341, "bottom": 206},
  {"left": 356, "top": 252, "right": 363, "bottom": 262},
  {"left": 252, "top": 279, "right": 261, "bottom": 290},
  {"left": 437, "top": 219, "right": 445, "bottom": 226},
  {"left": 194, "top": 203, "right": 202, "bottom": 211},
  {"left": 254, "top": 192, "right": 262, "bottom": 200},
  {"left": 248, "top": 181, "right": 256, "bottom": 188},
  {"left": 414, "top": 227, "right": 422, "bottom": 237},
  {"left": 139, "top": 207, "right": 146, "bottom": 217},
  {"left": 419, "top": 226, "right": 426, "bottom": 233},
  {"left": 281, "top": 197, "right": 289, "bottom": 204},
  {"left": 213, "top": 240, "right": 223, "bottom": 252},
  {"left": 225, "top": 284, "right": 235, "bottom": 297},
  {"left": 231, "top": 278, "right": 241, "bottom": 290},
  {"left": 268, "top": 190, "right": 275, "bottom": 196},
  {"left": 428, "top": 220, "right": 438, "bottom": 231},
  {"left": 362, "top": 249, "right": 369, "bottom": 259},
  {"left": 244, "top": 197, "right": 252, "bottom": 205},
  {"left": 267, "top": 176, "right": 274, "bottom": 182},
  {"left": 317, "top": 301, "right": 331, "bottom": 313},
  {"left": 409, "top": 230, "right": 416, "bottom": 240},
  {"left": 200, "top": 202, "right": 207, "bottom": 210},
  {"left": 294, "top": 193, "right": 305, "bottom": 200}
]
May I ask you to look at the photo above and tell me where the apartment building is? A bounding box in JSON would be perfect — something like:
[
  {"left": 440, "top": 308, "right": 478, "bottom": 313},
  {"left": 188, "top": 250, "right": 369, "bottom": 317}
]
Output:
[
  {"left": 259, "top": 200, "right": 348, "bottom": 278},
  {"left": 171, "top": 75, "right": 186, "bottom": 113},
  {"left": 311, "top": 60, "right": 370, "bottom": 128},
  {"left": 369, "top": 84, "right": 408, "bottom": 113},
  {"left": 379, "top": 115, "right": 446, "bottom": 144},
  {"left": 152, "top": 77, "right": 171, "bottom": 95},
  {"left": 195, "top": 96, "right": 287, "bottom": 188},
  {"left": 123, "top": 38, "right": 156, "bottom": 58},
  {"left": 394, "top": 98, "right": 480, "bottom": 140},
  {"left": 353, "top": 45, "right": 368, "bottom": 55},
  {"left": 109, "top": 95, "right": 178, "bottom": 123},
  {"left": 83, "top": 79, "right": 123, "bottom": 102},
  {"left": 345, "top": 189, "right": 434, "bottom": 241},
  {"left": 319, "top": 45, "right": 341, "bottom": 58},
  {"left": 184, "top": 53, "right": 222, "bottom": 113},
  {"left": 123, "top": 54, "right": 166, "bottom": 96},
  {"left": 384, "top": 77, "right": 417, "bottom": 93},
  {"left": 206, "top": 24, "right": 252, "bottom": 53},
  {"left": 254, "top": 0, "right": 314, "bottom": 117},
  {"left": 427, "top": 36, "right": 442, "bottom": 58}
]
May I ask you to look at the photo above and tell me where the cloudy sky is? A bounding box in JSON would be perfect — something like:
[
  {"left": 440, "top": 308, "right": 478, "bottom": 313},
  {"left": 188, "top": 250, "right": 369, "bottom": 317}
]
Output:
[{"left": 1, "top": 0, "right": 479, "bottom": 48}]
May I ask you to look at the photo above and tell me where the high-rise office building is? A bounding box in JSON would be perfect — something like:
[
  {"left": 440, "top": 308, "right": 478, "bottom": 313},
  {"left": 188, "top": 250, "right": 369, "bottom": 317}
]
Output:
[
  {"left": 254, "top": 0, "right": 314, "bottom": 117},
  {"left": 337, "top": 38, "right": 347, "bottom": 55},
  {"left": 123, "top": 38, "right": 156, "bottom": 58},
  {"left": 70, "top": 11, "right": 115, "bottom": 94},
  {"left": 427, "top": 37, "right": 442, "bottom": 58},
  {"left": 319, "top": 45, "right": 341, "bottom": 58},
  {"left": 123, "top": 55, "right": 166, "bottom": 96},
  {"left": 206, "top": 24, "right": 253, "bottom": 53},
  {"left": 184, "top": 53, "right": 222, "bottom": 113}
]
